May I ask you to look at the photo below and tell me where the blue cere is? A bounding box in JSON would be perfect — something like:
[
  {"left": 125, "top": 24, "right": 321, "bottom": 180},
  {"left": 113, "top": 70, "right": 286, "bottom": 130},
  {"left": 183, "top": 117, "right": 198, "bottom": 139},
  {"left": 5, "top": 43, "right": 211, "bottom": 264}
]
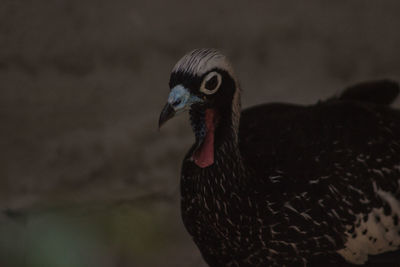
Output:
[{"left": 168, "top": 85, "right": 202, "bottom": 113}]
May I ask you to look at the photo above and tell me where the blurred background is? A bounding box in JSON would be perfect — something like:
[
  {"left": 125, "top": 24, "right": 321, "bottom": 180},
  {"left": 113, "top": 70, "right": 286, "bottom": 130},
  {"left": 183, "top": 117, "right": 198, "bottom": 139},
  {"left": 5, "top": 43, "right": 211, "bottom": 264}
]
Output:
[{"left": 1, "top": 0, "right": 400, "bottom": 266}]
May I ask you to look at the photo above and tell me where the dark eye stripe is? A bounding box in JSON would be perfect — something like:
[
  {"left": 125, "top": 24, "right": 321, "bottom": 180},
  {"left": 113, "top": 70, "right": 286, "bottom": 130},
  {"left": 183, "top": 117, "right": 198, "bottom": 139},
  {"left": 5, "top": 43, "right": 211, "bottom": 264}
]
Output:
[{"left": 205, "top": 75, "right": 218, "bottom": 91}]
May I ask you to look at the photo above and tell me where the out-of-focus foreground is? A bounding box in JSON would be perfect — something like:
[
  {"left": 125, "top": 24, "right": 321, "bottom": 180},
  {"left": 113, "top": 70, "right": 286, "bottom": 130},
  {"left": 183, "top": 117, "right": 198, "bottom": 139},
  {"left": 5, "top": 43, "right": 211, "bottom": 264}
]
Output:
[{"left": 1, "top": 1, "right": 400, "bottom": 266}]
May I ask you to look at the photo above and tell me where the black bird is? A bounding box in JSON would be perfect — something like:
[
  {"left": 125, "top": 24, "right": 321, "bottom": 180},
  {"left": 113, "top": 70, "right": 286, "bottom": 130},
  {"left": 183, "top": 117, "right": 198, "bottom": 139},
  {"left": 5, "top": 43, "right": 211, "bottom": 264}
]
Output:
[{"left": 159, "top": 49, "right": 400, "bottom": 266}]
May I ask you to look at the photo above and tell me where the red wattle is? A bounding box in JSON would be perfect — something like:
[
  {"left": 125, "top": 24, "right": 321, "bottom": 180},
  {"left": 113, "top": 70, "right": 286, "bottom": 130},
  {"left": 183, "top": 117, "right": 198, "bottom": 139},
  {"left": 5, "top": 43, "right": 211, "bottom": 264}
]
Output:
[{"left": 193, "top": 109, "right": 216, "bottom": 168}]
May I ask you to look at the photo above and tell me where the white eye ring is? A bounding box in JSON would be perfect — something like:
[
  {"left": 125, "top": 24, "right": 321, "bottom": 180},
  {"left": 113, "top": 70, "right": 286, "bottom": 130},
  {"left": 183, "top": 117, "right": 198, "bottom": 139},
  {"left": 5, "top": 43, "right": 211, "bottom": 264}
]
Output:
[{"left": 200, "top": 72, "right": 222, "bottom": 95}]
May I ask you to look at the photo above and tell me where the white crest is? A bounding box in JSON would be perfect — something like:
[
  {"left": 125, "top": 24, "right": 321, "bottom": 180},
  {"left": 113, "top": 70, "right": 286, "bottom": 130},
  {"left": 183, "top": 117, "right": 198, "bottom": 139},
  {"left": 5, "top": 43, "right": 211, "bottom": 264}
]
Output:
[{"left": 172, "top": 48, "right": 234, "bottom": 77}]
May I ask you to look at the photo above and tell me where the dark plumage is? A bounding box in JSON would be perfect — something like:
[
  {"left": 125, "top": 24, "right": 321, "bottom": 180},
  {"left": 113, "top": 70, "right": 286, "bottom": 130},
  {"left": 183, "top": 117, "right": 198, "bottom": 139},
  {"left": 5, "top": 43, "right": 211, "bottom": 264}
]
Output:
[{"left": 159, "top": 49, "right": 400, "bottom": 266}]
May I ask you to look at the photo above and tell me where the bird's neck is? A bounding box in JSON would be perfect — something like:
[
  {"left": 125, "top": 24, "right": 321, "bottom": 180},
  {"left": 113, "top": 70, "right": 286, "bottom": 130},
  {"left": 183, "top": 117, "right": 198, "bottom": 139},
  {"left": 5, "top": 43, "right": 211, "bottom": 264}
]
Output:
[{"left": 190, "top": 87, "right": 243, "bottom": 170}]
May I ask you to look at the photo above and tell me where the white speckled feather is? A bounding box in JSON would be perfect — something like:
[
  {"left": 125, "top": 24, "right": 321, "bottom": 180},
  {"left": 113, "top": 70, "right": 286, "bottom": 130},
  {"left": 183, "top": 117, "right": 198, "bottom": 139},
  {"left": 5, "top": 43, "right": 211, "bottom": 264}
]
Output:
[{"left": 338, "top": 182, "right": 400, "bottom": 264}]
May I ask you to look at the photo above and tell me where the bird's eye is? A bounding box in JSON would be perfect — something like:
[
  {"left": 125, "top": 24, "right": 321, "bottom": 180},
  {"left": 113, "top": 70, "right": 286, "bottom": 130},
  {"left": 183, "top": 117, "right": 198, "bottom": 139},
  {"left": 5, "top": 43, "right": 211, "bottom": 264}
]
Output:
[
  {"left": 205, "top": 76, "right": 218, "bottom": 91},
  {"left": 200, "top": 72, "right": 222, "bottom": 95}
]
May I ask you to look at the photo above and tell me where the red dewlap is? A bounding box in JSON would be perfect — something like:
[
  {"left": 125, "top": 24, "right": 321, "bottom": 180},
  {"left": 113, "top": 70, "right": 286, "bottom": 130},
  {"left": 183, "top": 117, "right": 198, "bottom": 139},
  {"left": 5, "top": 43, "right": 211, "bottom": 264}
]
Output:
[{"left": 193, "top": 109, "right": 216, "bottom": 168}]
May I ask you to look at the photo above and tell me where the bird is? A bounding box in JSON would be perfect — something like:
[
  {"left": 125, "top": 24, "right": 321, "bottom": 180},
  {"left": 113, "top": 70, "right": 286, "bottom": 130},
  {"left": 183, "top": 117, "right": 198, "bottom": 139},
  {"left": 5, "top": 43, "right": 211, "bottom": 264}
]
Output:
[{"left": 158, "top": 48, "right": 400, "bottom": 267}]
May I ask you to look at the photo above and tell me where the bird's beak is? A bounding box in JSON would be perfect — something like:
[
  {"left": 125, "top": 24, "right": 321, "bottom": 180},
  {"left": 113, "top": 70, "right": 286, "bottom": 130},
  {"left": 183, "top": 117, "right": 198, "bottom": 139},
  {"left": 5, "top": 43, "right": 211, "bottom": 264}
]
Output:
[
  {"left": 158, "top": 103, "right": 175, "bottom": 128},
  {"left": 159, "top": 85, "right": 202, "bottom": 129}
]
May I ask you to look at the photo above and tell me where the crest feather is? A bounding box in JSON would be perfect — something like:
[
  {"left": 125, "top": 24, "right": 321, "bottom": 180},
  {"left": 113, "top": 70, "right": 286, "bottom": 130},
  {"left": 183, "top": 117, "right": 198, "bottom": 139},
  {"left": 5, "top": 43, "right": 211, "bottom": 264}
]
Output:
[{"left": 172, "top": 48, "right": 234, "bottom": 77}]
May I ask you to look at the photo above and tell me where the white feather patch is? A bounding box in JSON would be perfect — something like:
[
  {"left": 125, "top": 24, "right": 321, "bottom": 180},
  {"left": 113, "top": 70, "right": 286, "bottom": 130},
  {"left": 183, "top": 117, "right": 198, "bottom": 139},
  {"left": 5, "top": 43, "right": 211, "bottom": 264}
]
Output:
[{"left": 338, "top": 185, "right": 400, "bottom": 264}]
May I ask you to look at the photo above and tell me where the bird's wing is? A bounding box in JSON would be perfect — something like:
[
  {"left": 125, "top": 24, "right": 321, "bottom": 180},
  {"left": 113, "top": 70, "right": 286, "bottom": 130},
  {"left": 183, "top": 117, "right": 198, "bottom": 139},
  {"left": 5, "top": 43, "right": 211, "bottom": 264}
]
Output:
[{"left": 238, "top": 99, "right": 400, "bottom": 263}]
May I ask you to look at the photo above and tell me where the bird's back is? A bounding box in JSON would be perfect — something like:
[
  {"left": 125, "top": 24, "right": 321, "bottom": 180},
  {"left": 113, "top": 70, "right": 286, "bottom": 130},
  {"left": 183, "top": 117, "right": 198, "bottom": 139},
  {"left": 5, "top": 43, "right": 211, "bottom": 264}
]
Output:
[{"left": 239, "top": 99, "right": 400, "bottom": 181}]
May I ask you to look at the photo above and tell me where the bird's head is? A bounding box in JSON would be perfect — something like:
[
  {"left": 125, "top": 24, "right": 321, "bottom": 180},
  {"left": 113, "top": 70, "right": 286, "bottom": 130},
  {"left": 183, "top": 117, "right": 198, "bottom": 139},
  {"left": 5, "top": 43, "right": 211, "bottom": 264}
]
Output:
[{"left": 159, "top": 49, "right": 240, "bottom": 168}]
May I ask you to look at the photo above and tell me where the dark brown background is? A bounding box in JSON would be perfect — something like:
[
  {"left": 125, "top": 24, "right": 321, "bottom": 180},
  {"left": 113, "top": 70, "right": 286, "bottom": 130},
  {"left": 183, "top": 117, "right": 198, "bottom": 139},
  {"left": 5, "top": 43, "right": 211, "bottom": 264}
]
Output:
[{"left": 1, "top": 1, "right": 400, "bottom": 266}]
